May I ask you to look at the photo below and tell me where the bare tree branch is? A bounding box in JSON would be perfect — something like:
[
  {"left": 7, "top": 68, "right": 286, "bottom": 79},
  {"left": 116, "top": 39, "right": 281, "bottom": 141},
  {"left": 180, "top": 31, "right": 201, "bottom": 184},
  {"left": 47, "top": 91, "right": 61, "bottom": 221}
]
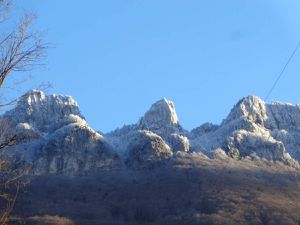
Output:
[{"left": 0, "top": 1, "right": 47, "bottom": 224}]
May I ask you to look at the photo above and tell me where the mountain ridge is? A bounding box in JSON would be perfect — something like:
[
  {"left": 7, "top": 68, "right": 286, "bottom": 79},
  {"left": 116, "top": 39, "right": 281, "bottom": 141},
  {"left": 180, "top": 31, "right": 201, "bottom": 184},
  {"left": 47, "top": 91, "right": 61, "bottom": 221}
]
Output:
[{"left": 2, "top": 90, "right": 300, "bottom": 174}]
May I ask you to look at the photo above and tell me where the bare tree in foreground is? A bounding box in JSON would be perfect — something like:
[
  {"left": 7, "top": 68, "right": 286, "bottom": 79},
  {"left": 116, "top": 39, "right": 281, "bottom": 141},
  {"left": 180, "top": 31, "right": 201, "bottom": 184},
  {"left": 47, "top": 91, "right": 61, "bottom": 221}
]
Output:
[{"left": 0, "top": 0, "right": 47, "bottom": 224}]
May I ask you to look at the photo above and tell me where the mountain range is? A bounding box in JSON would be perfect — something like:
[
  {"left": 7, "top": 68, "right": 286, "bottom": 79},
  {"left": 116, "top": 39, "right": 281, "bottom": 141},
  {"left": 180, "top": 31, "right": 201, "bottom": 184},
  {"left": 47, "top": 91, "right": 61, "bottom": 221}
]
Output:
[{"left": 3, "top": 90, "right": 300, "bottom": 175}]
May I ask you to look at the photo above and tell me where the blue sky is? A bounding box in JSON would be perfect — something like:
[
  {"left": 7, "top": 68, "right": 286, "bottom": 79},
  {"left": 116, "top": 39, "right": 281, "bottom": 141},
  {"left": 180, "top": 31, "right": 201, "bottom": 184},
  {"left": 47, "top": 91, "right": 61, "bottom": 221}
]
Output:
[{"left": 12, "top": 0, "right": 300, "bottom": 132}]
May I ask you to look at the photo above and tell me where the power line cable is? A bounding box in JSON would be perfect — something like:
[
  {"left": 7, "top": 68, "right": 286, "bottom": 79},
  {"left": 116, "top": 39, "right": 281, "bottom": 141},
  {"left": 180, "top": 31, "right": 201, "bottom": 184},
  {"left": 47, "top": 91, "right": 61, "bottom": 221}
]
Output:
[{"left": 265, "top": 40, "right": 300, "bottom": 101}]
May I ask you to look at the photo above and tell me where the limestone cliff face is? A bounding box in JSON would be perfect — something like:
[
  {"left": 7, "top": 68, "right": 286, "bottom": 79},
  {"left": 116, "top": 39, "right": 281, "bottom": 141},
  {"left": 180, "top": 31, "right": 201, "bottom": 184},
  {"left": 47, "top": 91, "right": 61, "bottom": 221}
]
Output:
[
  {"left": 138, "top": 98, "right": 180, "bottom": 132},
  {"left": 189, "top": 96, "right": 300, "bottom": 167},
  {"left": 107, "top": 98, "right": 190, "bottom": 156},
  {"left": 125, "top": 130, "right": 173, "bottom": 169},
  {"left": 3, "top": 90, "right": 300, "bottom": 175},
  {"left": 33, "top": 123, "right": 120, "bottom": 175},
  {"left": 1, "top": 90, "right": 121, "bottom": 175},
  {"left": 4, "top": 90, "right": 83, "bottom": 133}
]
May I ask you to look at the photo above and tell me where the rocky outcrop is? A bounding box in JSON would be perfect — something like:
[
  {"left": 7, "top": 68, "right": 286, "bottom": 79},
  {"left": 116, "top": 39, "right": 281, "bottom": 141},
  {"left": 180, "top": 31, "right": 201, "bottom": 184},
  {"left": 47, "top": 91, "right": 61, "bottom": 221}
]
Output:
[
  {"left": 107, "top": 98, "right": 190, "bottom": 154},
  {"left": 125, "top": 130, "right": 173, "bottom": 169},
  {"left": 190, "top": 96, "right": 300, "bottom": 167},
  {"left": 138, "top": 98, "right": 180, "bottom": 133},
  {"left": 34, "top": 123, "right": 121, "bottom": 175},
  {"left": 167, "top": 133, "right": 190, "bottom": 152},
  {"left": 1, "top": 90, "right": 121, "bottom": 175},
  {"left": 4, "top": 90, "right": 83, "bottom": 133}
]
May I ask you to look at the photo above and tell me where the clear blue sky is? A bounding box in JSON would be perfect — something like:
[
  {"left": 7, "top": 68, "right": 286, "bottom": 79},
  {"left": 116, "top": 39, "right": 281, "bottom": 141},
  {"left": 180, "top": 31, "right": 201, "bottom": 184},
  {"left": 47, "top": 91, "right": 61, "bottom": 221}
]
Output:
[{"left": 12, "top": 0, "right": 300, "bottom": 132}]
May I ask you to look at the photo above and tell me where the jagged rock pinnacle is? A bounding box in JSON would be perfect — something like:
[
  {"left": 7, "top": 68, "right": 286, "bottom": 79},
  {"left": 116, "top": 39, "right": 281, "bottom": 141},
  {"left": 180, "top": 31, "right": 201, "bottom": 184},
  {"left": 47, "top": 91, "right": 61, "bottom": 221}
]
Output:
[{"left": 139, "top": 97, "right": 179, "bottom": 130}]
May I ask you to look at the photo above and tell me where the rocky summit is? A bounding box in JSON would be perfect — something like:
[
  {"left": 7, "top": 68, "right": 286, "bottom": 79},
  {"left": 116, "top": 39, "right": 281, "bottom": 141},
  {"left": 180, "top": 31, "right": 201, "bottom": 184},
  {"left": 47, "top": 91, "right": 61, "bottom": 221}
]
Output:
[
  {"left": 1, "top": 90, "right": 121, "bottom": 175},
  {"left": 3, "top": 90, "right": 300, "bottom": 175}
]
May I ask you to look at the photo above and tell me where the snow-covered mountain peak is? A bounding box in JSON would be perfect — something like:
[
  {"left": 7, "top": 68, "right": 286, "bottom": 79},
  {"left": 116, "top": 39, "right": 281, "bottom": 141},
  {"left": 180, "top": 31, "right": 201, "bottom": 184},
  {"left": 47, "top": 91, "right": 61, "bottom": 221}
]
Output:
[
  {"left": 4, "top": 90, "right": 83, "bottom": 133},
  {"left": 138, "top": 97, "right": 179, "bottom": 130},
  {"left": 19, "top": 89, "right": 79, "bottom": 109},
  {"left": 22, "top": 89, "right": 46, "bottom": 105},
  {"left": 222, "top": 95, "right": 267, "bottom": 126}
]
